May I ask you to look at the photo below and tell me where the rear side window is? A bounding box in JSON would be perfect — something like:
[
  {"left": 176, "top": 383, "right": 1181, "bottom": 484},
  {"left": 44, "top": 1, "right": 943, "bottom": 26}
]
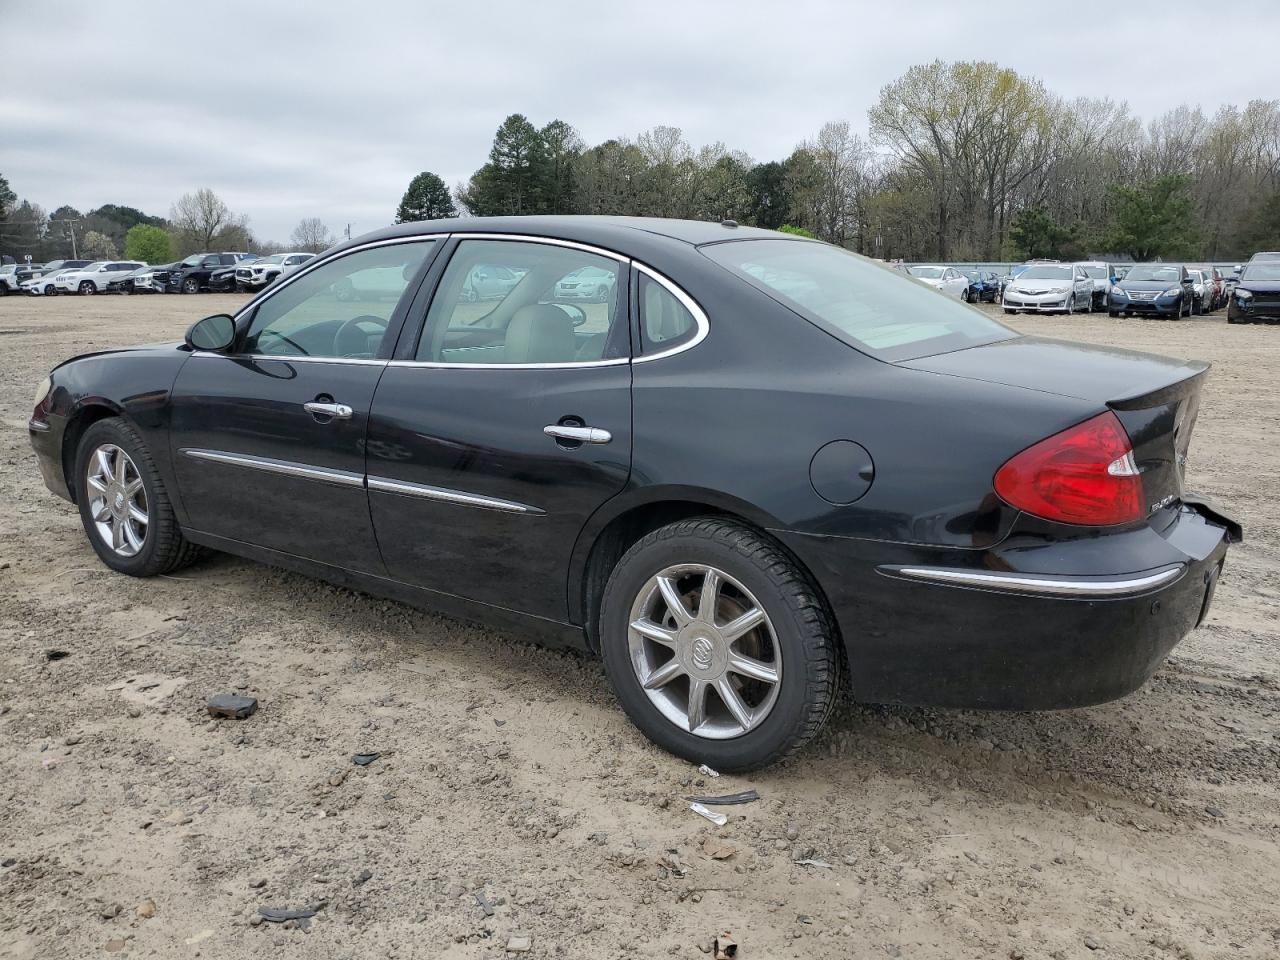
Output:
[
  {"left": 638, "top": 273, "right": 697, "bottom": 353},
  {"left": 702, "top": 239, "right": 1016, "bottom": 361}
]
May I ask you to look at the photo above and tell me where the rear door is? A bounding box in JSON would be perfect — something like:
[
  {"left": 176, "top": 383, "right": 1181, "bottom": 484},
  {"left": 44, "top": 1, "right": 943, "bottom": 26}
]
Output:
[
  {"left": 365, "top": 236, "right": 633, "bottom": 621},
  {"left": 168, "top": 238, "right": 440, "bottom": 572}
]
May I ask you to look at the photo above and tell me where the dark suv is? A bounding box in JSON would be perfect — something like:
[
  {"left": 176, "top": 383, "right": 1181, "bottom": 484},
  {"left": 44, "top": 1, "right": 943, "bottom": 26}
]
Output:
[
  {"left": 1228, "top": 258, "right": 1280, "bottom": 324},
  {"left": 166, "top": 252, "right": 254, "bottom": 293}
]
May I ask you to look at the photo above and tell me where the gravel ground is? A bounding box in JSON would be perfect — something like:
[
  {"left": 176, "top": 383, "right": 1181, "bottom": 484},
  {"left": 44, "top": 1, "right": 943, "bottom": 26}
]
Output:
[{"left": 1, "top": 292, "right": 1278, "bottom": 960}]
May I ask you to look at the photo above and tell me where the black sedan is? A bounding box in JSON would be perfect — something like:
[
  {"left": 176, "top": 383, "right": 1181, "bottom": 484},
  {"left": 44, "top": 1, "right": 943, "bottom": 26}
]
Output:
[
  {"left": 1227, "top": 258, "right": 1280, "bottom": 323},
  {"left": 27, "top": 217, "right": 1239, "bottom": 771}
]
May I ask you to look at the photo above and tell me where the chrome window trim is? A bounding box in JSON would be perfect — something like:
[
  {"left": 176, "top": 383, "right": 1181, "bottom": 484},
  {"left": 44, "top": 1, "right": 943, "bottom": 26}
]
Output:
[
  {"left": 181, "top": 449, "right": 364, "bottom": 488},
  {"left": 367, "top": 476, "right": 542, "bottom": 515},
  {"left": 191, "top": 351, "right": 387, "bottom": 367},
  {"left": 879, "top": 564, "right": 1185, "bottom": 598},
  {"left": 633, "top": 261, "right": 710, "bottom": 362},
  {"left": 448, "top": 232, "right": 631, "bottom": 264},
  {"left": 231, "top": 234, "right": 442, "bottom": 324}
]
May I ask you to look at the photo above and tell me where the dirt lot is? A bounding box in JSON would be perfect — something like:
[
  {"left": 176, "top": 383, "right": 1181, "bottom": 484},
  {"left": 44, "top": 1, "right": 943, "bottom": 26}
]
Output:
[{"left": 1, "top": 291, "right": 1278, "bottom": 960}]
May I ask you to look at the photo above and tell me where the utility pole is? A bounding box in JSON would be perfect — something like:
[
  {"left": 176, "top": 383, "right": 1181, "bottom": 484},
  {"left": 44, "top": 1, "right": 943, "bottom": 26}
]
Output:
[
  {"left": 49, "top": 218, "right": 80, "bottom": 258},
  {"left": 344, "top": 223, "right": 351, "bottom": 240}
]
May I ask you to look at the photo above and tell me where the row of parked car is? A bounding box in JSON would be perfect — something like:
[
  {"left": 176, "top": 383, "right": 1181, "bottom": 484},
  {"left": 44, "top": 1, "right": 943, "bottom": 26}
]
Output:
[
  {"left": 904, "top": 255, "right": 1277, "bottom": 324},
  {"left": 0, "top": 251, "right": 316, "bottom": 297}
]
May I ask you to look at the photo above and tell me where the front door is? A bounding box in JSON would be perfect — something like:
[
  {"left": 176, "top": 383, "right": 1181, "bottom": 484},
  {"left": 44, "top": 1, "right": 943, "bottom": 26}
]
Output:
[
  {"left": 366, "top": 237, "right": 633, "bottom": 622},
  {"left": 168, "top": 239, "right": 440, "bottom": 572}
]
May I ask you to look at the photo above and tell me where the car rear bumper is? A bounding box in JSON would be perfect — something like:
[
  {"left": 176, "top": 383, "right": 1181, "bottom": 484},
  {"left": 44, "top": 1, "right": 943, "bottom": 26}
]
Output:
[{"left": 776, "top": 501, "right": 1237, "bottom": 710}]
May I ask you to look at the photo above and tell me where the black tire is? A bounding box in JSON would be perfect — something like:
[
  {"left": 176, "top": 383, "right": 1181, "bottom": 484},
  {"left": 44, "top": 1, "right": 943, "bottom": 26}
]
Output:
[
  {"left": 599, "top": 517, "right": 840, "bottom": 772},
  {"left": 74, "top": 418, "right": 201, "bottom": 577},
  {"left": 79, "top": 280, "right": 95, "bottom": 295},
  {"left": 1108, "top": 310, "right": 1120, "bottom": 318},
  {"left": 182, "top": 277, "right": 200, "bottom": 294},
  {"left": 1003, "top": 308, "right": 1017, "bottom": 315},
  {"left": 961, "top": 288, "right": 971, "bottom": 303}
]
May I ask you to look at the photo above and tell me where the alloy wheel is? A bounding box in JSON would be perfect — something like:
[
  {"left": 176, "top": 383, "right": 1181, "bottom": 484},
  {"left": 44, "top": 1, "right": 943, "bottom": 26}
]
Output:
[
  {"left": 85, "top": 444, "right": 149, "bottom": 557},
  {"left": 627, "top": 563, "right": 782, "bottom": 740}
]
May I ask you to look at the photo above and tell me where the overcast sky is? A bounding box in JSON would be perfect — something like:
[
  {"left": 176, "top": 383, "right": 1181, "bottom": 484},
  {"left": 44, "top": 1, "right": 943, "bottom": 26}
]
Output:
[{"left": 3, "top": 0, "right": 1276, "bottom": 244}]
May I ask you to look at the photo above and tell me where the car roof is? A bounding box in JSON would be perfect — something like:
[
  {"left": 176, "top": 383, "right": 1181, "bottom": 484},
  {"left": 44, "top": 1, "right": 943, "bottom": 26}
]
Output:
[{"left": 346, "top": 215, "right": 784, "bottom": 253}]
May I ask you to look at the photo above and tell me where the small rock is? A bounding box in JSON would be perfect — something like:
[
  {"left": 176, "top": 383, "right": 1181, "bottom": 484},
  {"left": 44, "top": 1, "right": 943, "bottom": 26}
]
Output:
[
  {"left": 249, "top": 914, "right": 264, "bottom": 927},
  {"left": 100, "top": 903, "right": 123, "bottom": 920},
  {"left": 136, "top": 900, "right": 157, "bottom": 919},
  {"left": 64, "top": 735, "right": 83, "bottom": 746},
  {"left": 1084, "top": 934, "right": 1101, "bottom": 950},
  {"left": 126, "top": 706, "right": 142, "bottom": 719},
  {"left": 785, "top": 822, "right": 799, "bottom": 841},
  {"left": 249, "top": 878, "right": 267, "bottom": 889},
  {"left": 206, "top": 693, "right": 258, "bottom": 719},
  {"left": 104, "top": 938, "right": 127, "bottom": 953},
  {"left": 1205, "top": 805, "right": 1225, "bottom": 818},
  {"left": 506, "top": 934, "right": 532, "bottom": 953},
  {"left": 353, "top": 868, "right": 373, "bottom": 886}
]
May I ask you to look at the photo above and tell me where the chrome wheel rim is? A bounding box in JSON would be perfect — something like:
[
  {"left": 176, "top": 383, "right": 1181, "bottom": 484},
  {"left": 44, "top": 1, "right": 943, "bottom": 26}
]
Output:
[
  {"left": 628, "top": 563, "right": 781, "bottom": 740},
  {"left": 85, "top": 444, "right": 148, "bottom": 557}
]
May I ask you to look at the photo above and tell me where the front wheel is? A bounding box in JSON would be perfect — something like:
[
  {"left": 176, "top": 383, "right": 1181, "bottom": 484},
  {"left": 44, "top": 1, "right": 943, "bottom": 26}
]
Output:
[
  {"left": 182, "top": 277, "right": 200, "bottom": 294},
  {"left": 75, "top": 418, "right": 201, "bottom": 577},
  {"left": 79, "top": 281, "right": 96, "bottom": 295},
  {"left": 961, "top": 288, "right": 971, "bottom": 303},
  {"left": 599, "top": 518, "right": 839, "bottom": 772}
]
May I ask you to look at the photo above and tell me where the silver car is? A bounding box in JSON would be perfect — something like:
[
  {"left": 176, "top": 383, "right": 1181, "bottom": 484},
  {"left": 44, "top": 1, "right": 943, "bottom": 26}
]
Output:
[
  {"left": 1002, "top": 263, "right": 1095, "bottom": 314},
  {"left": 1074, "top": 261, "right": 1113, "bottom": 310},
  {"left": 554, "top": 265, "right": 617, "bottom": 302}
]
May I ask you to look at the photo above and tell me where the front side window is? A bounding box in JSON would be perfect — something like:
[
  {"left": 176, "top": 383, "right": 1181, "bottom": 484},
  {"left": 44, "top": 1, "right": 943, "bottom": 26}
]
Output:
[
  {"left": 703, "top": 239, "right": 1017, "bottom": 361},
  {"left": 417, "top": 239, "right": 624, "bottom": 364},
  {"left": 241, "top": 241, "right": 435, "bottom": 359}
]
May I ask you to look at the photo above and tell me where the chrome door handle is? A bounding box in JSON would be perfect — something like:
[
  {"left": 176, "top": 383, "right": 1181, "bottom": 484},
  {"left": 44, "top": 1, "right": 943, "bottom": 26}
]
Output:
[
  {"left": 544, "top": 424, "right": 612, "bottom": 444},
  {"left": 304, "top": 401, "right": 353, "bottom": 420}
]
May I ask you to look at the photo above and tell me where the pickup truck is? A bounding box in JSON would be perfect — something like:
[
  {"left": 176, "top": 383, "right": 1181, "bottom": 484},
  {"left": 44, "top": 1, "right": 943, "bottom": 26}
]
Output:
[{"left": 165, "top": 252, "right": 254, "bottom": 293}]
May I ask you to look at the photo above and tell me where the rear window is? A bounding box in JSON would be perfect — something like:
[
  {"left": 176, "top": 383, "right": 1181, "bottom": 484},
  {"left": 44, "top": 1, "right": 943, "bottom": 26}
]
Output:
[{"left": 701, "top": 239, "right": 1017, "bottom": 361}]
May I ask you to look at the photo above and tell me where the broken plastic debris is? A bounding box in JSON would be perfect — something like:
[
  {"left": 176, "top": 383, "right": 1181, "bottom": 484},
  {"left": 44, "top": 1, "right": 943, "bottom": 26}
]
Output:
[
  {"left": 689, "top": 802, "right": 728, "bottom": 826},
  {"left": 794, "top": 858, "right": 832, "bottom": 868},
  {"left": 257, "top": 905, "right": 319, "bottom": 924},
  {"left": 206, "top": 693, "right": 258, "bottom": 719},
  {"left": 714, "top": 930, "right": 738, "bottom": 959},
  {"left": 352, "top": 752, "right": 381, "bottom": 766},
  {"left": 697, "top": 764, "right": 720, "bottom": 778},
  {"left": 684, "top": 790, "right": 760, "bottom": 806}
]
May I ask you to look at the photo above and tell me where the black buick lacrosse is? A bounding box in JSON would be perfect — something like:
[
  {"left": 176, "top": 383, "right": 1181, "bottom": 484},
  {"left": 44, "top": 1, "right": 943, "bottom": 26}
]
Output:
[{"left": 29, "top": 217, "right": 1240, "bottom": 771}]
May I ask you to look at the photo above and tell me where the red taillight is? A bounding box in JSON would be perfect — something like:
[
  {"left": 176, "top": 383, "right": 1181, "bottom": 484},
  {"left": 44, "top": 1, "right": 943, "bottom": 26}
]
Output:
[{"left": 994, "top": 411, "right": 1143, "bottom": 526}]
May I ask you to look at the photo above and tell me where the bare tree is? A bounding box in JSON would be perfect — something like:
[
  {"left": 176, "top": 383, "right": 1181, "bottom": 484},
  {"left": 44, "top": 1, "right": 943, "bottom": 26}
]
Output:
[
  {"left": 290, "top": 217, "right": 333, "bottom": 253},
  {"left": 170, "top": 188, "right": 233, "bottom": 251}
]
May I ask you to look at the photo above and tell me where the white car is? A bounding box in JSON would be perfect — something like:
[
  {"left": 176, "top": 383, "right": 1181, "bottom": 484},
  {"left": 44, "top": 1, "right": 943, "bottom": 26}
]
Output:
[
  {"left": 1074, "top": 261, "right": 1114, "bottom": 310},
  {"left": 1002, "top": 263, "right": 1095, "bottom": 314},
  {"left": 233, "top": 252, "right": 315, "bottom": 290},
  {"left": 55, "top": 260, "right": 147, "bottom": 295},
  {"left": 21, "top": 267, "right": 79, "bottom": 296},
  {"left": 906, "top": 264, "right": 969, "bottom": 299}
]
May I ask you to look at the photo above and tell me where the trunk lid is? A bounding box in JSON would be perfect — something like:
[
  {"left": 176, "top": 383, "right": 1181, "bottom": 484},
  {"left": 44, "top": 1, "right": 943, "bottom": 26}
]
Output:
[{"left": 901, "top": 336, "right": 1209, "bottom": 519}]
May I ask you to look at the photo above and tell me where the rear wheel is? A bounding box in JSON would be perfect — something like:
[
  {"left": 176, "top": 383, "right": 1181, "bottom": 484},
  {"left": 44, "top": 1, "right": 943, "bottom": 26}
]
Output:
[
  {"left": 74, "top": 418, "right": 201, "bottom": 577},
  {"left": 1108, "top": 310, "right": 1120, "bottom": 318},
  {"left": 599, "top": 518, "right": 839, "bottom": 772}
]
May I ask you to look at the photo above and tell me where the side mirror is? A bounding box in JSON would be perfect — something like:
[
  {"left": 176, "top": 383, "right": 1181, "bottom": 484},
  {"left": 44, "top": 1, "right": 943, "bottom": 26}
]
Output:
[{"left": 185, "top": 314, "right": 236, "bottom": 352}]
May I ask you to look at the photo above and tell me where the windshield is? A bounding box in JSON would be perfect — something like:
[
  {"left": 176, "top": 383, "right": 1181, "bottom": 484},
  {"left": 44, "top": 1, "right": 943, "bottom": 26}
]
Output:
[
  {"left": 703, "top": 239, "right": 1017, "bottom": 361},
  {"left": 1018, "top": 265, "right": 1072, "bottom": 280},
  {"left": 1242, "top": 262, "right": 1280, "bottom": 281},
  {"left": 1079, "top": 265, "right": 1108, "bottom": 279},
  {"left": 259, "top": 255, "right": 286, "bottom": 264},
  {"left": 181, "top": 255, "right": 203, "bottom": 267},
  {"left": 1188, "top": 270, "right": 1203, "bottom": 281},
  {"left": 1123, "top": 265, "right": 1181, "bottom": 282},
  {"left": 907, "top": 266, "right": 944, "bottom": 279}
]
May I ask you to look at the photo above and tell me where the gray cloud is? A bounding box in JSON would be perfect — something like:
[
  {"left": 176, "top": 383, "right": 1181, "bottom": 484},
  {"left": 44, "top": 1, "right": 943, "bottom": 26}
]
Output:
[{"left": 2, "top": 0, "right": 1275, "bottom": 242}]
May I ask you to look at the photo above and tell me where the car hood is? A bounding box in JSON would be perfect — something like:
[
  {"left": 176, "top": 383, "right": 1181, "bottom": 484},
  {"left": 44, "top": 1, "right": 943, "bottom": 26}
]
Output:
[
  {"left": 1238, "top": 279, "right": 1280, "bottom": 294},
  {"left": 1008, "top": 278, "right": 1071, "bottom": 292},
  {"left": 53, "top": 341, "right": 188, "bottom": 373},
  {"left": 899, "top": 335, "right": 1207, "bottom": 404}
]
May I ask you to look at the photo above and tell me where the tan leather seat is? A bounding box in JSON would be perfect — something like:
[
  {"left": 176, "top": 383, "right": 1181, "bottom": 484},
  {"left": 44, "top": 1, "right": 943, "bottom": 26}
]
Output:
[{"left": 505, "top": 304, "right": 576, "bottom": 363}]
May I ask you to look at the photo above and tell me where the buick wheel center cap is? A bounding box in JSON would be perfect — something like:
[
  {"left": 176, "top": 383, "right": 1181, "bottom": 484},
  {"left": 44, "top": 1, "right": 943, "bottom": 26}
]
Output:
[
  {"left": 114, "top": 491, "right": 125, "bottom": 511},
  {"left": 679, "top": 623, "right": 726, "bottom": 679}
]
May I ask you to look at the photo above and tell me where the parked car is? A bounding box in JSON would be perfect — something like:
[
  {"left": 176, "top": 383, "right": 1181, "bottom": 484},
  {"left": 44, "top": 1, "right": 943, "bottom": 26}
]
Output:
[
  {"left": 26, "top": 217, "right": 1239, "bottom": 771},
  {"left": 208, "top": 256, "right": 261, "bottom": 293},
  {"left": 459, "top": 262, "right": 525, "bottom": 301},
  {"left": 1001, "top": 263, "right": 1094, "bottom": 314},
  {"left": 1227, "top": 258, "right": 1280, "bottom": 324},
  {"left": 106, "top": 265, "right": 164, "bottom": 295},
  {"left": 54, "top": 261, "right": 147, "bottom": 295},
  {"left": 231, "top": 252, "right": 316, "bottom": 292},
  {"left": 1196, "top": 266, "right": 1225, "bottom": 311},
  {"left": 554, "top": 264, "right": 617, "bottom": 302},
  {"left": 128, "top": 263, "right": 176, "bottom": 294},
  {"left": 1246, "top": 251, "right": 1280, "bottom": 263},
  {"left": 0, "top": 262, "right": 28, "bottom": 295},
  {"left": 1216, "top": 264, "right": 1243, "bottom": 297},
  {"left": 960, "top": 270, "right": 1000, "bottom": 303},
  {"left": 1107, "top": 264, "right": 1195, "bottom": 319},
  {"left": 166, "top": 252, "right": 255, "bottom": 293},
  {"left": 20, "top": 267, "right": 84, "bottom": 296},
  {"left": 906, "top": 264, "right": 969, "bottom": 299},
  {"left": 1074, "top": 262, "right": 1114, "bottom": 310},
  {"left": 1186, "top": 269, "right": 1218, "bottom": 315}
]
